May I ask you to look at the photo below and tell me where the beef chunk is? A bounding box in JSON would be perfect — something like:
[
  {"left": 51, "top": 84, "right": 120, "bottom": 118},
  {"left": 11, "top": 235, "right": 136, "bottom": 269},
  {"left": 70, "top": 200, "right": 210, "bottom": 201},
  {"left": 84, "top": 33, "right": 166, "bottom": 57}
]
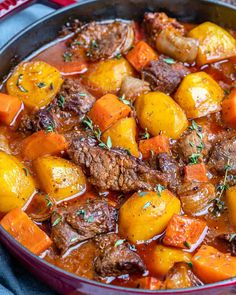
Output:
[
  {"left": 141, "top": 59, "right": 189, "bottom": 94},
  {"left": 155, "top": 153, "right": 182, "bottom": 191},
  {"left": 59, "top": 78, "right": 95, "bottom": 116},
  {"left": 208, "top": 137, "right": 236, "bottom": 174},
  {"left": 218, "top": 234, "right": 236, "bottom": 256},
  {"left": 51, "top": 198, "right": 117, "bottom": 253},
  {"left": 68, "top": 135, "right": 167, "bottom": 192},
  {"left": 178, "top": 182, "right": 215, "bottom": 216},
  {"left": 94, "top": 233, "right": 145, "bottom": 277},
  {"left": 72, "top": 21, "right": 134, "bottom": 62},
  {"left": 143, "top": 12, "right": 185, "bottom": 45},
  {"left": 19, "top": 78, "right": 95, "bottom": 133}
]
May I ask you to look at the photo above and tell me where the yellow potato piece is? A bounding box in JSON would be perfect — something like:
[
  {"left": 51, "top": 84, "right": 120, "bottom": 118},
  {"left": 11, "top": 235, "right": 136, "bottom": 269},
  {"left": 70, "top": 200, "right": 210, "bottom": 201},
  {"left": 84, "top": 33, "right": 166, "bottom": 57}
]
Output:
[
  {"left": 135, "top": 92, "right": 188, "bottom": 139},
  {"left": 226, "top": 186, "right": 236, "bottom": 230},
  {"left": 6, "top": 61, "right": 63, "bottom": 108},
  {"left": 175, "top": 72, "right": 224, "bottom": 119},
  {"left": 101, "top": 117, "right": 139, "bottom": 157},
  {"left": 119, "top": 190, "right": 181, "bottom": 243},
  {"left": 0, "top": 151, "right": 35, "bottom": 212},
  {"left": 85, "top": 58, "right": 134, "bottom": 93},
  {"left": 189, "top": 22, "right": 236, "bottom": 66},
  {"left": 149, "top": 245, "right": 192, "bottom": 276},
  {"left": 33, "top": 156, "right": 86, "bottom": 202}
]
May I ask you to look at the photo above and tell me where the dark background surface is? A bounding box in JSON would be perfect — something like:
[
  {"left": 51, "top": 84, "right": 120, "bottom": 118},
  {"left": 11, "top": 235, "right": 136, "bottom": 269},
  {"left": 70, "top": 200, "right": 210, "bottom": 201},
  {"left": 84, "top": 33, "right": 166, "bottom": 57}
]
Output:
[{"left": 0, "top": 0, "right": 235, "bottom": 294}]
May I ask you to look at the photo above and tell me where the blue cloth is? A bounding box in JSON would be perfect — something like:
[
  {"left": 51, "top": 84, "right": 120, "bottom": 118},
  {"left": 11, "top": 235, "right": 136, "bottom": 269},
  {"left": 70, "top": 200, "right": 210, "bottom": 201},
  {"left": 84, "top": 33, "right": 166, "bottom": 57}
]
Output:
[{"left": 0, "top": 244, "right": 56, "bottom": 294}]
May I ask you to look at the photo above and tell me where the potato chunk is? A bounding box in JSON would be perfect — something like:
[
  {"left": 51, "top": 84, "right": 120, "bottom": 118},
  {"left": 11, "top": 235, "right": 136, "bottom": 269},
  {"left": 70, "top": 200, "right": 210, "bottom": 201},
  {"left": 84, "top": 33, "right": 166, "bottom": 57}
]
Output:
[
  {"left": 85, "top": 58, "right": 134, "bottom": 93},
  {"left": 149, "top": 245, "right": 192, "bottom": 276},
  {"left": 135, "top": 92, "right": 188, "bottom": 139},
  {"left": 226, "top": 186, "right": 236, "bottom": 230},
  {"left": 102, "top": 117, "right": 139, "bottom": 157},
  {"left": 119, "top": 190, "right": 180, "bottom": 243},
  {"left": 175, "top": 72, "right": 224, "bottom": 118},
  {"left": 6, "top": 61, "right": 63, "bottom": 108},
  {"left": 33, "top": 156, "right": 86, "bottom": 202},
  {"left": 0, "top": 151, "right": 35, "bottom": 212},
  {"left": 189, "top": 22, "right": 236, "bottom": 66}
]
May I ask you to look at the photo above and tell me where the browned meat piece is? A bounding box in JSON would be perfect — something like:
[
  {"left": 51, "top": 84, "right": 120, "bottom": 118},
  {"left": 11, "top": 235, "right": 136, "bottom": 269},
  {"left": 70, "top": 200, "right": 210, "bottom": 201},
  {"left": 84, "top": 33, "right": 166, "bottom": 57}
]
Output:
[
  {"left": 68, "top": 135, "right": 167, "bottom": 192},
  {"left": 144, "top": 12, "right": 185, "bottom": 43},
  {"left": 178, "top": 182, "right": 215, "bottom": 216},
  {"left": 59, "top": 78, "right": 95, "bottom": 116},
  {"left": 155, "top": 153, "right": 182, "bottom": 192},
  {"left": 163, "top": 262, "right": 203, "bottom": 289},
  {"left": 19, "top": 78, "right": 95, "bottom": 133},
  {"left": 94, "top": 233, "right": 145, "bottom": 277},
  {"left": 218, "top": 234, "right": 236, "bottom": 256},
  {"left": 72, "top": 21, "right": 134, "bottom": 62},
  {"left": 208, "top": 137, "right": 236, "bottom": 174},
  {"left": 120, "top": 76, "right": 150, "bottom": 102},
  {"left": 143, "top": 12, "right": 198, "bottom": 63},
  {"left": 51, "top": 198, "right": 117, "bottom": 253},
  {"left": 141, "top": 59, "right": 189, "bottom": 94}
]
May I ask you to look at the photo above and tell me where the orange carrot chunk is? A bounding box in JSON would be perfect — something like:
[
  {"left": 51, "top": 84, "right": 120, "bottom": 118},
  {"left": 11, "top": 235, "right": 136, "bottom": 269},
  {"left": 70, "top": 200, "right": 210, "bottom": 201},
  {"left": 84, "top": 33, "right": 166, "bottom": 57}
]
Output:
[
  {"left": 88, "top": 93, "right": 131, "bottom": 131},
  {"left": 184, "top": 163, "right": 208, "bottom": 182},
  {"left": 134, "top": 277, "right": 162, "bottom": 290},
  {"left": 139, "top": 135, "right": 170, "bottom": 159},
  {"left": 0, "top": 93, "right": 23, "bottom": 126},
  {"left": 163, "top": 214, "right": 207, "bottom": 249},
  {"left": 22, "top": 131, "right": 68, "bottom": 160},
  {"left": 0, "top": 208, "right": 52, "bottom": 255},
  {"left": 222, "top": 89, "right": 236, "bottom": 128},
  {"left": 192, "top": 245, "right": 236, "bottom": 283},
  {"left": 126, "top": 40, "right": 158, "bottom": 71}
]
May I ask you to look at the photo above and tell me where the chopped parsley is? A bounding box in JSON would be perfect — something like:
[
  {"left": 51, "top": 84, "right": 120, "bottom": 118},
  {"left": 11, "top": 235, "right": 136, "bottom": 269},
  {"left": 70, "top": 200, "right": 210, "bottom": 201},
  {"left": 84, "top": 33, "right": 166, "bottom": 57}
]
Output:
[
  {"left": 79, "top": 93, "right": 87, "bottom": 97},
  {"left": 45, "top": 125, "right": 54, "bottom": 133},
  {"left": 138, "top": 191, "right": 148, "bottom": 197},
  {"left": 183, "top": 241, "right": 191, "bottom": 249},
  {"left": 143, "top": 201, "right": 151, "bottom": 209},
  {"left": 63, "top": 51, "right": 72, "bottom": 62},
  {"left": 114, "top": 239, "right": 125, "bottom": 247},
  {"left": 16, "top": 74, "right": 28, "bottom": 92},
  {"left": 141, "top": 128, "right": 150, "bottom": 140},
  {"left": 189, "top": 153, "right": 201, "bottom": 164},
  {"left": 115, "top": 53, "right": 122, "bottom": 59},
  {"left": 163, "top": 57, "right": 175, "bottom": 64},
  {"left": 52, "top": 216, "right": 61, "bottom": 227},
  {"left": 45, "top": 195, "right": 52, "bottom": 208},
  {"left": 87, "top": 215, "right": 94, "bottom": 223},
  {"left": 57, "top": 94, "right": 65, "bottom": 109},
  {"left": 70, "top": 236, "right": 78, "bottom": 243},
  {"left": 155, "top": 184, "right": 165, "bottom": 197},
  {"left": 22, "top": 167, "right": 29, "bottom": 176},
  {"left": 187, "top": 262, "right": 193, "bottom": 268},
  {"left": 77, "top": 209, "right": 86, "bottom": 217},
  {"left": 37, "top": 82, "right": 46, "bottom": 88},
  {"left": 229, "top": 234, "right": 236, "bottom": 242},
  {"left": 118, "top": 94, "right": 132, "bottom": 107},
  {"left": 82, "top": 116, "right": 112, "bottom": 150}
]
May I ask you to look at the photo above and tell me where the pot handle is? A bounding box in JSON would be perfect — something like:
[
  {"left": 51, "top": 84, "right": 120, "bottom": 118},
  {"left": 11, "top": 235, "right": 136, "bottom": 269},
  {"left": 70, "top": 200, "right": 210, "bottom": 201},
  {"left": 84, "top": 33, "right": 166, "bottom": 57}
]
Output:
[{"left": 0, "top": 0, "right": 76, "bottom": 20}]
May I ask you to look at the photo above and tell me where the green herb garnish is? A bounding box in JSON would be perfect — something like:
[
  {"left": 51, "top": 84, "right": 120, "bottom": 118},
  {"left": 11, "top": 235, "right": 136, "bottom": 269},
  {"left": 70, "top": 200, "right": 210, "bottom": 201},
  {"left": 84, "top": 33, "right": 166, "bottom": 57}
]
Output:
[
  {"left": 52, "top": 216, "right": 61, "bottom": 227},
  {"left": 183, "top": 241, "right": 191, "bottom": 249},
  {"left": 163, "top": 57, "right": 175, "bottom": 64},
  {"left": 155, "top": 184, "right": 165, "bottom": 197},
  {"left": 16, "top": 74, "right": 28, "bottom": 92},
  {"left": 143, "top": 201, "right": 151, "bottom": 209},
  {"left": 118, "top": 94, "right": 132, "bottom": 107},
  {"left": 114, "top": 239, "right": 125, "bottom": 247},
  {"left": 63, "top": 51, "right": 72, "bottom": 62},
  {"left": 37, "top": 82, "right": 46, "bottom": 88},
  {"left": 22, "top": 167, "right": 29, "bottom": 176},
  {"left": 57, "top": 94, "right": 65, "bottom": 109},
  {"left": 138, "top": 191, "right": 148, "bottom": 197}
]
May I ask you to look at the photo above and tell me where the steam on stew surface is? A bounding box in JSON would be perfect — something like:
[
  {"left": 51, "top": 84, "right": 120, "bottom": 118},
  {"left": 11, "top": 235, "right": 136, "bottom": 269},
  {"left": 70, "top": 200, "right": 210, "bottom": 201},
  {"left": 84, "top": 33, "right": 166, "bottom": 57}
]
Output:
[{"left": 0, "top": 11, "right": 236, "bottom": 290}]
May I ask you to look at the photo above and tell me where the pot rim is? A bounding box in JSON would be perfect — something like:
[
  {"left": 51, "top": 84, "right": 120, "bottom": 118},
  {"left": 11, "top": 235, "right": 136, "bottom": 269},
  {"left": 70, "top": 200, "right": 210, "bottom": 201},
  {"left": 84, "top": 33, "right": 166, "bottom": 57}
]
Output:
[{"left": 0, "top": 0, "right": 236, "bottom": 293}]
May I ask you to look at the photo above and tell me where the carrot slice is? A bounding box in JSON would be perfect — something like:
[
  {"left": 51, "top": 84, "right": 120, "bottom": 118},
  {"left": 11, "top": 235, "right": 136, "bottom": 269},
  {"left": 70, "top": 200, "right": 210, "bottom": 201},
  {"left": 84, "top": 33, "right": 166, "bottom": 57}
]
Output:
[
  {"left": 222, "top": 89, "right": 236, "bottom": 128},
  {"left": 0, "top": 208, "right": 52, "bottom": 255},
  {"left": 22, "top": 131, "right": 68, "bottom": 160},
  {"left": 126, "top": 40, "right": 158, "bottom": 71},
  {"left": 0, "top": 93, "right": 23, "bottom": 125},
  {"left": 139, "top": 135, "right": 169, "bottom": 159},
  {"left": 184, "top": 163, "right": 208, "bottom": 182},
  {"left": 163, "top": 214, "right": 207, "bottom": 249},
  {"left": 192, "top": 245, "right": 236, "bottom": 283},
  {"left": 134, "top": 277, "right": 162, "bottom": 290},
  {"left": 88, "top": 93, "right": 131, "bottom": 131}
]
